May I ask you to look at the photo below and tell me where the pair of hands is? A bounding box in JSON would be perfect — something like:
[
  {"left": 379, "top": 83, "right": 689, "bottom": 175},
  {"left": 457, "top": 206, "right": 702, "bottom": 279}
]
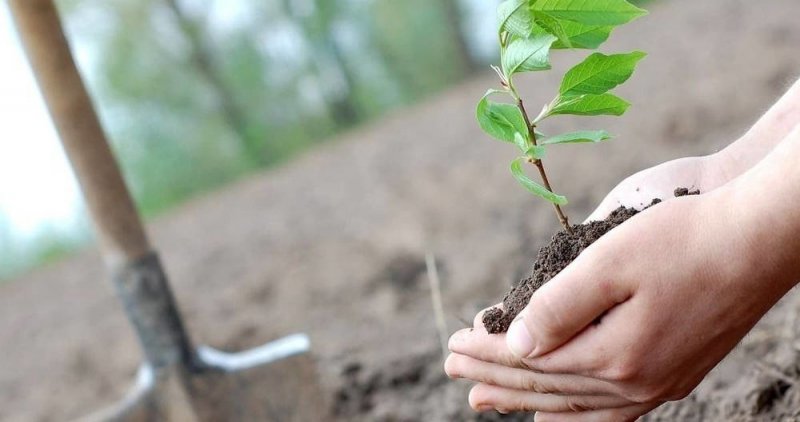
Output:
[{"left": 444, "top": 151, "right": 796, "bottom": 421}]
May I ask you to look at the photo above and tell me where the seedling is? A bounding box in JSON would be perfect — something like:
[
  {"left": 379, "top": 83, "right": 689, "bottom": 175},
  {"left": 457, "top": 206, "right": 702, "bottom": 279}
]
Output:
[{"left": 477, "top": 0, "right": 648, "bottom": 234}]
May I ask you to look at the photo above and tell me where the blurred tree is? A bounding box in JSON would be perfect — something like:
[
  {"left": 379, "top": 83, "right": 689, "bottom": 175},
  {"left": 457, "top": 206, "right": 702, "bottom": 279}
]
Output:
[
  {"left": 281, "top": 0, "right": 360, "bottom": 129},
  {"left": 77, "top": 0, "right": 247, "bottom": 214},
  {"left": 370, "top": 0, "right": 473, "bottom": 100},
  {"left": 55, "top": 0, "right": 485, "bottom": 214},
  {"left": 3, "top": 0, "right": 494, "bottom": 279},
  {"left": 0, "top": 211, "right": 16, "bottom": 280},
  {"left": 162, "top": 0, "right": 263, "bottom": 166},
  {"left": 441, "top": 0, "right": 479, "bottom": 72}
]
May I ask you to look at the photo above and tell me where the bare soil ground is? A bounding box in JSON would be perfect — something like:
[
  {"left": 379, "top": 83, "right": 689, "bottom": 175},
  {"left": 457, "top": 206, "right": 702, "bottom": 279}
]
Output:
[{"left": 2, "top": 0, "right": 800, "bottom": 420}]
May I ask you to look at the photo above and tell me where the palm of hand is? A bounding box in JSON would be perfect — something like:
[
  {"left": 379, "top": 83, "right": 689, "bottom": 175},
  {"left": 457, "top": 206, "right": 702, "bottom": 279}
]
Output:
[{"left": 586, "top": 155, "right": 724, "bottom": 222}]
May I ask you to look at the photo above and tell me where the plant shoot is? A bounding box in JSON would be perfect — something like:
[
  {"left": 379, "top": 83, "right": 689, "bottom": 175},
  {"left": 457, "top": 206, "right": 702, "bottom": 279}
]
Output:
[{"left": 477, "top": 0, "right": 648, "bottom": 233}]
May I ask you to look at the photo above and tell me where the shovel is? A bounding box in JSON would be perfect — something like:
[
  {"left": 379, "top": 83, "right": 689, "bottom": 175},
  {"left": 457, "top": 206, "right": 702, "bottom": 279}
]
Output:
[{"left": 9, "top": 1, "right": 322, "bottom": 420}]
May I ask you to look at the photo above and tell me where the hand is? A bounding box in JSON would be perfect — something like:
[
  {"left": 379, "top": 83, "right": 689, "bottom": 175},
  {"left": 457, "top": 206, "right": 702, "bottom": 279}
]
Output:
[
  {"left": 446, "top": 188, "right": 795, "bottom": 421},
  {"left": 584, "top": 154, "right": 731, "bottom": 222},
  {"left": 587, "top": 76, "right": 800, "bottom": 223}
]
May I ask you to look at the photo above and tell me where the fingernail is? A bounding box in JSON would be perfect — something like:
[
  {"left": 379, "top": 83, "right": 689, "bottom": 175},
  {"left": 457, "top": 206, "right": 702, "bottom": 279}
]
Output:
[{"left": 507, "top": 317, "right": 534, "bottom": 358}]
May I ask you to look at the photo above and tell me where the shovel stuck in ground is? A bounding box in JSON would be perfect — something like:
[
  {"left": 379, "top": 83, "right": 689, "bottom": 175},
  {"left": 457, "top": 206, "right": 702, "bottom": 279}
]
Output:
[{"left": 9, "top": 1, "right": 324, "bottom": 420}]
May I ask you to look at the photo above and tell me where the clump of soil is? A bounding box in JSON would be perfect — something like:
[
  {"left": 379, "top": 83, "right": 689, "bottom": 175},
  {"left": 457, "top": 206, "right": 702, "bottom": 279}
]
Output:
[{"left": 484, "top": 188, "right": 699, "bottom": 334}]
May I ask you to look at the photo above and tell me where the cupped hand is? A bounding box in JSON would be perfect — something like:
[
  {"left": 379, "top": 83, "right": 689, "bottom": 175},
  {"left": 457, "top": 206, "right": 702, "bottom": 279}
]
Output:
[
  {"left": 445, "top": 188, "right": 794, "bottom": 421},
  {"left": 585, "top": 153, "right": 733, "bottom": 222}
]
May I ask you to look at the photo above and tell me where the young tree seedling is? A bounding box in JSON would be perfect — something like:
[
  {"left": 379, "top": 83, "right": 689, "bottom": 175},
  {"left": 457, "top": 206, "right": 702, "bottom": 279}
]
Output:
[{"left": 477, "top": 0, "right": 648, "bottom": 234}]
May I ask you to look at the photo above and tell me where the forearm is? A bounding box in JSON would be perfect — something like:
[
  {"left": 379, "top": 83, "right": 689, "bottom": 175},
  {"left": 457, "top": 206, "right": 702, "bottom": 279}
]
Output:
[
  {"left": 712, "top": 77, "right": 800, "bottom": 183},
  {"left": 723, "top": 125, "right": 800, "bottom": 292}
]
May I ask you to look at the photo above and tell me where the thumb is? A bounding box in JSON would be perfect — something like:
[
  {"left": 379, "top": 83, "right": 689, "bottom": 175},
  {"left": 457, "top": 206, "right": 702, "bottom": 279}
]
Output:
[{"left": 506, "top": 253, "right": 634, "bottom": 359}]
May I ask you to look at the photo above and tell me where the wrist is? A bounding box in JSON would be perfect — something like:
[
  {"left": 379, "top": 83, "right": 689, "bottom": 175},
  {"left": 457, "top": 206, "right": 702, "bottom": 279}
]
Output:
[
  {"left": 714, "top": 167, "right": 800, "bottom": 295},
  {"left": 704, "top": 139, "right": 753, "bottom": 190}
]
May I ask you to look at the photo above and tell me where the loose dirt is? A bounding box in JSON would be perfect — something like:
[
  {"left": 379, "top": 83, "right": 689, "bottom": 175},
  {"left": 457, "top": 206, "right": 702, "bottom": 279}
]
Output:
[{"left": 483, "top": 204, "right": 642, "bottom": 334}]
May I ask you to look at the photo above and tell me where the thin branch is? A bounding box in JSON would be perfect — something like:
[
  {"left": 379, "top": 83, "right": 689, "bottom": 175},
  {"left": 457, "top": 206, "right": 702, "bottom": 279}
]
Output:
[
  {"left": 426, "top": 252, "right": 449, "bottom": 360},
  {"left": 516, "top": 98, "right": 574, "bottom": 234}
]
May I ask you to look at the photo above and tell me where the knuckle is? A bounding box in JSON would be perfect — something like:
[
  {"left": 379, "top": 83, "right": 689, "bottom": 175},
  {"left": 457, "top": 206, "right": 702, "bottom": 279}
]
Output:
[
  {"left": 621, "top": 383, "right": 669, "bottom": 404},
  {"left": 519, "top": 357, "right": 540, "bottom": 372},
  {"left": 502, "top": 352, "right": 524, "bottom": 370},
  {"left": 596, "top": 277, "right": 620, "bottom": 304},
  {"left": 519, "top": 373, "right": 547, "bottom": 393},
  {"left": 626, "top": 386, "right": 660, "bottom": 404},
  {"left": 564, "top": 396, "right": 593, "bottom": 413},
  {"left": 605, "top": 360, "right": 640, "bottom": 383},
  {"left": 512, "top": 395, "right": 538, "bottom": 413}
]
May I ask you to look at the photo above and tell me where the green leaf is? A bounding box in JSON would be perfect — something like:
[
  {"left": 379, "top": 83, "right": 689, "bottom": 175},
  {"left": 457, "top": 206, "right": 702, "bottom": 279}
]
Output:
[
  {"left": 559, "top": 51, "right": 646, "bottom": 97},
  {"left": 502, "top": 34, "right": 557, "bottom": 77},
  {"left": 476, "top": 91, "right": 530, "bottom": 143},
  {"left": 535, "top": 21, "right": 614, "bottom": 49},
  {"left": 532, "top": 11, "right": 571, "bottom": 48},
  {"left": 531, "top": 0, "right": 647, "bottom": 26},
  {"left": 513, "top": 132, "right": 530, "bottom": 151},
  {"left": 525, "top": 145, "right": 547, "bottom": 160},
  {"left": 548, "top": 93, "right": 630, "bottom": 116},
  {"left": 510, "top": 158, "right": 568, "bottom": 205},
  {"left": 498, "top": 0, "right": 534, "bottom": 39},
  {"left": 540, "top": 130, "right": 612, "bottom": 145}
]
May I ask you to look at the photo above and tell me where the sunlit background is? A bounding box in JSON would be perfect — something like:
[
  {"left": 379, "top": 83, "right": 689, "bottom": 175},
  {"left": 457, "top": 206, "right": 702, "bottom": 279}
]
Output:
[{"left": 0, "top": 0, "right": 499, "bottom": 280}]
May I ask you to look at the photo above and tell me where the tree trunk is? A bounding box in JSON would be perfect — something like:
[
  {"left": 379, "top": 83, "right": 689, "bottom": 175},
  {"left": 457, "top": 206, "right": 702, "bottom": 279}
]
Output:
[
  {"left": 163, "top": 0, "right": 264, "bottom": 167},
  {"left": 325, "top": 37, "right": 360, "bottom": 128},
  {"left": 283, "top": 0, "right": 361, "bottom": 129},
  {"left": 441, "top": 0, "right": 479, "bottom": 74}
]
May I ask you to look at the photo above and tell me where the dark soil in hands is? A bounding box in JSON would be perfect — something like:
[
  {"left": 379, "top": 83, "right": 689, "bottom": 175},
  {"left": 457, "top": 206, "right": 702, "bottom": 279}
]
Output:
[{"left": 483, "top": 188, "right": 699, "bottom": 334}]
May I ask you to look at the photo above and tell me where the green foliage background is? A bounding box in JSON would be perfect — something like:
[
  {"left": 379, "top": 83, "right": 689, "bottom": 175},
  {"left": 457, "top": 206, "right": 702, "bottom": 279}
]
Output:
[
  {"left": 1, "top": 0, "right": 659, "bottom": 281},
  {"left": 68, "top": 0, "right": 484, "bottom": 216},
  {"left": 1, "top": 0, "right": 492, "bottom": 280}
]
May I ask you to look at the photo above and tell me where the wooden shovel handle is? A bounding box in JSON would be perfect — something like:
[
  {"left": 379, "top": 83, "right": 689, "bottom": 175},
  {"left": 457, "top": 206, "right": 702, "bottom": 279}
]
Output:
[{"left": 9, "top": 0, "right": 151, "bottom": 266}]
